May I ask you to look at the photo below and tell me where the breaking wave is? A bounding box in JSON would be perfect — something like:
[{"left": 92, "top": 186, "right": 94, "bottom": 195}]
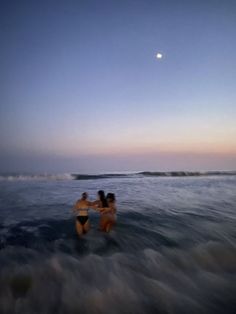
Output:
[
  {"left": 0, "top": 216, "right": 236, "bottom": 314},
  {"left": 1, "top": 171, "right": 236, "bottom": 181},
  {"left": 71, "top": 173, "right": 130, "bottom": 180},
  {"left": 0, "top": 173, "right": 74, "bottom": 181},
  {"left": 139, "top": 171, "right": 236, "bottom": 177}
]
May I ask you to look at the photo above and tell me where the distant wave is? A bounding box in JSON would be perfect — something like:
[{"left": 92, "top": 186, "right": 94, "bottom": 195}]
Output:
[
  {"left": 0, "top": 173, "right": 130, "bottom": 181},
  {"left": 71, "top": 173, "right": 130, "bottom": 180},
  {"left": 0, "top": 171, "right": 236, "bottom": 181},
  {"left": 0, "top": 173, "right": 74, "bottom": 181},
  {"left": 139, "top": 171, "right": 236, "bottom": 177},
  {"left": 71, "top": 170, "right": 236, "bottom": 180}
]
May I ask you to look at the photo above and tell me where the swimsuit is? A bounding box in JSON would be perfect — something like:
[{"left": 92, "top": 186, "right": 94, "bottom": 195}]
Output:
[{"left": 76, "top": 216, "right": 89, "bottom": 225}]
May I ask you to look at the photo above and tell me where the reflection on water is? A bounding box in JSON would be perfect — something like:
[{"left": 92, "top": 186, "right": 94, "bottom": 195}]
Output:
[{"left": 0, "top": 176, "right": 236, "bottom": 313}]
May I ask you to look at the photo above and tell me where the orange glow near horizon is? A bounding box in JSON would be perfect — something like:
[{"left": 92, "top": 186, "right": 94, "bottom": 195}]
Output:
[{"left": 40, "top": 138, "right": 236, "bottom": 158}]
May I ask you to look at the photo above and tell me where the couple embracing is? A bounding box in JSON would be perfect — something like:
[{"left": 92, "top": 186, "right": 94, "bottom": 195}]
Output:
[{"left": 72, "top": 190, "right": 117, "bottom": 236}]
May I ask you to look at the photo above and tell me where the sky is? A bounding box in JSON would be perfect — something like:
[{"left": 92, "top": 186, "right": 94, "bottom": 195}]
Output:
[{"left": 0, "top": 0, "right": 236, "bottom": 173}]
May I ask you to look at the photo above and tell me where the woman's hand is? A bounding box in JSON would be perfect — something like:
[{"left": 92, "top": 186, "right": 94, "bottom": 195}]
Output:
[
  {"left": 89, "top": 200, "right": 100, "bottom": 210},
  {"left": 100, "top": 208, "right": 111, "bottom": 214}
]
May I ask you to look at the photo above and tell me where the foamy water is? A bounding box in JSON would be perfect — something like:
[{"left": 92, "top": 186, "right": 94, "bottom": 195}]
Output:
[{"left": 0, "top": 175, "right": 236, "bottom": 313}]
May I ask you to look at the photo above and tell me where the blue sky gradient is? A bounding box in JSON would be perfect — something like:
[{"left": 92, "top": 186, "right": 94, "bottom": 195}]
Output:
[{"left": 1, "top": 0, "right": 236, "bottom": 172}]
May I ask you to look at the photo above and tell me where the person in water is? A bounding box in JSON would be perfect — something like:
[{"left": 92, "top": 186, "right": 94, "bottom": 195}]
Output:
[
  {"left": 92, "top": 190, "right": 108, "bottom": 210},
  {"left": 73, "top": 192, "right": 93, "bottom": 236},
  {"left": 100, "top": 193, "right": 117, "bottom": 232},
  {"left": 92, "top": 190, "right": 110, "bottom": 230},
  {"left": 93, "top": 191, "right": 116, "bottom": 232}
]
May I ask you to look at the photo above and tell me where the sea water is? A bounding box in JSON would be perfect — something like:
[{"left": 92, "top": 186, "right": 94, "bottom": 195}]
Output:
[{"left": 0, "top": 174, "right": 236, "bottom": 314}]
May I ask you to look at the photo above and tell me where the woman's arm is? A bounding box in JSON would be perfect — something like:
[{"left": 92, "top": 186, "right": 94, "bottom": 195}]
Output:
[
  {"left": 100, "top": 207, "right": 112, "bottom": 214},
  {"left": 88, "top": 200, "right": 100, "bottom": 210}
]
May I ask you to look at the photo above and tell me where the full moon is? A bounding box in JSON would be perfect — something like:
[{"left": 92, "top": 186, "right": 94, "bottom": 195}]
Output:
[{"left": 156, "top": 53, "right": 163, "bottom": 59}]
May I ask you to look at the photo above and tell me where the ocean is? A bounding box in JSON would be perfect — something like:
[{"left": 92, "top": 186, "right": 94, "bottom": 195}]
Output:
[{"left": 0, "top": 172, "right": 236, "bottom": 314}]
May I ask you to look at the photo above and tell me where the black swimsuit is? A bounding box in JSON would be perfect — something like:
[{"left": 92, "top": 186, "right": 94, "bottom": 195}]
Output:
[{"left": 77, "top": 216, "right": 89, "bottom": 225}]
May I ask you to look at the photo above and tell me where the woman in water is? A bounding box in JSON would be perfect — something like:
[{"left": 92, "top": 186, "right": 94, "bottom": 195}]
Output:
[
  {"left": 73, "top": 192, "right": 93, "bottom": 236},
  {"left": 92, "top": 190, "right": 110, "bottom": 231},
  {"left": 99, "top": 193, "right": 117, "bottom": 232}
]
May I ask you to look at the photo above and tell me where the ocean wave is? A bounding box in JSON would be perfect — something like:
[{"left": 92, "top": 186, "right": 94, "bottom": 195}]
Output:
[
  {"left": 139, "top": 171, "right": 236, "bottom": 177},
  {"left": 0, "top": 171, "right": 236, "bottom": 182},
  {"left": 0, "top": 173, "right": 131, "bottom": 181},
  {"left": 0, "top": 242, "right": 235, "bottom": 314},
  {"left": 71, "top": 173, "right": 130, "bottom": 180},
  {"left": 0, "top": 173, "right": 74, "bottom": 181}
]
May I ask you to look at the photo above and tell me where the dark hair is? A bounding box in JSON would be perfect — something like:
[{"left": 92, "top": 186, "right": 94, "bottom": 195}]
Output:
[
  {"left": 82, "top": 192, "right": 88, "bottom": 200},
  {"left": 98, "top": 190, "right": 108, "bottom": 207},
  {"left": 106, "top": 193, "right": 116, "bottom": 202}
]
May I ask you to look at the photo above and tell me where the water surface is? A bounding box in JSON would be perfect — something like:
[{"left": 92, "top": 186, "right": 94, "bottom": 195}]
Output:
[{"left": 0, "top": 175, "right": 236, "bottom": 314}]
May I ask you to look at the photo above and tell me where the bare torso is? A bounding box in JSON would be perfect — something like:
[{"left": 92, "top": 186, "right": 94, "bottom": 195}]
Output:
[{"left": 74, "top": 199, "right": 90, "bottom": 216}]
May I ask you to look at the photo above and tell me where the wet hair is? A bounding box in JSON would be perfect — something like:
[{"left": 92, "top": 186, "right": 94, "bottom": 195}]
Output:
[
  {"left": 106, "top": 193, "right": 116, "bottom": 202},
  {"left": 98, "top": 190, "right": 108, "bottom": 207},
  {"left": 81, "top": 192, "right": 88, "bottom": 200}
]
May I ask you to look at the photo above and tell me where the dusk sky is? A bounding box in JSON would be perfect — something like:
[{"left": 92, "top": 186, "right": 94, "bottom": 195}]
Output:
[{"left": 1, "top": 0, "right": 236, "bottom": 173}]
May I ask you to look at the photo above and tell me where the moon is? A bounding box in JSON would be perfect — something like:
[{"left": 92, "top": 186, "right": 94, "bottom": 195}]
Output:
[{"left": 156, "top": 52, "right": 163, "bottom": 59}]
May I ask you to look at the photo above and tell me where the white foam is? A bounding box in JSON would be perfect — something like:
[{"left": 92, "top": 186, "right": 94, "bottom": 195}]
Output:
[{"left": 0, "top": 173, "right": 74, "bottom": 181}]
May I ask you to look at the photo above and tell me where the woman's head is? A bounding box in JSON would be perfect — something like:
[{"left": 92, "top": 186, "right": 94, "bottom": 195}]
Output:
[
  {"left": 97, "top": 190, "right": 108, "bottom": 207},
  {"left": 81, "top": 192, "right": 88, "bottom": 200},
  {"left": 97, "top": 190, "right": 105, "bottom": 200},
  {"left": 106, "top": 193, "right": 116, "bottom": 203}
]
